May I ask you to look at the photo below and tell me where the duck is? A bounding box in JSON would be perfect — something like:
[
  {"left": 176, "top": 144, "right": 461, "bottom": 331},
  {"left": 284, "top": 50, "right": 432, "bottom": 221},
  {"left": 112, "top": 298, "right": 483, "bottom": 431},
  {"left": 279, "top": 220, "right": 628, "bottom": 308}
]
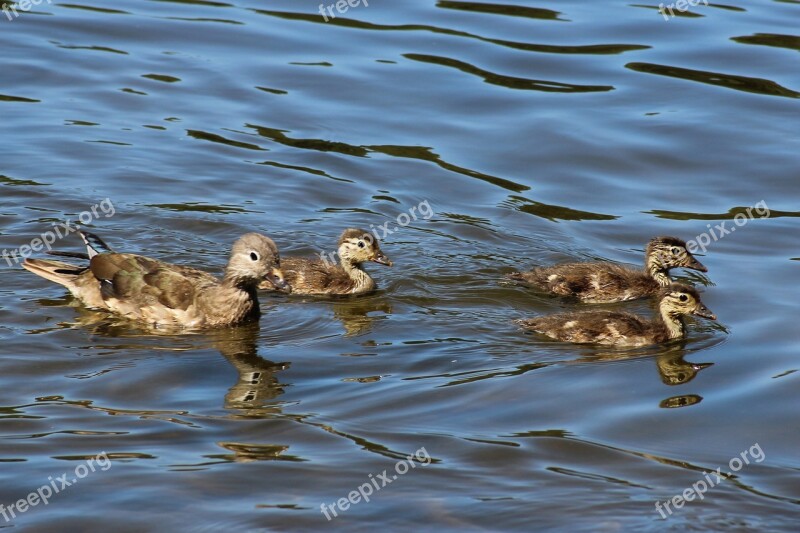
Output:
[
  {"left": 516, "top": 283, "right": 716, "bottom": 347},
  {"left": 22, "top": 231, "right": 290, "bottom": 329},
  {"left": 258, "top": 228, "right": 392, "bottom": 296},
  {"left": 506, "top": 236, "right": 707, "bottom": 303}
]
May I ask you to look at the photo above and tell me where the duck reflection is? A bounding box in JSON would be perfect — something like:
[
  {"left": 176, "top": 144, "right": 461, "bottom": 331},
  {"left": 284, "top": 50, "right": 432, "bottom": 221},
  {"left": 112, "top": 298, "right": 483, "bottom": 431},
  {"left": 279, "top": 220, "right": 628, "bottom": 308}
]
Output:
[
  {"left": 573, "top": 342, "right": 711, "bottom": 409},
  {"left": 330, "top": 295, "right": 392, "bottom": 337},
  {"left": 659, "top": 394, "right": 703, "bottom": 409},
  {"left": 209, "top": 442, "right": 304, "bottom": 464},
  {"left": 208, "top": 323, "right": 290, "bottom": 415},
  {"left": 654, "top": 344, "right": 712, "bottom": 386},
  {"left": 583, "top": 341, "right": 712, "bottom": 387}
]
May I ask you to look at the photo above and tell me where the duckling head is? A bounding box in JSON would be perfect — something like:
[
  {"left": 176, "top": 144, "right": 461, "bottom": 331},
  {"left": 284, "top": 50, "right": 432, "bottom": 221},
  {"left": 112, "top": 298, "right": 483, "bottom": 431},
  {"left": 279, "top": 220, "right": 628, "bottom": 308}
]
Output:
[
  {"left": 337, "top": 228, "right": 393, "bottom": 268},
  {"left": 659, "top": 283, "right": 716, "bottom": 320},
  {"left": 646, "top": 236, "right": 707, "bottom": 284},
  {"left": 225, "top": 233, "right": 290, "bottom": 292}
]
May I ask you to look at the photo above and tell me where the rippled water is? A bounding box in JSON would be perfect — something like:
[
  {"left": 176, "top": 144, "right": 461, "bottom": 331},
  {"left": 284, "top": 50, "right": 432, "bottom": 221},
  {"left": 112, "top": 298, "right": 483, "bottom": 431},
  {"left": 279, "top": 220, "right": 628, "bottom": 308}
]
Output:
[{"left": 1, "top": 0, "right": 799, "bottom": 530}]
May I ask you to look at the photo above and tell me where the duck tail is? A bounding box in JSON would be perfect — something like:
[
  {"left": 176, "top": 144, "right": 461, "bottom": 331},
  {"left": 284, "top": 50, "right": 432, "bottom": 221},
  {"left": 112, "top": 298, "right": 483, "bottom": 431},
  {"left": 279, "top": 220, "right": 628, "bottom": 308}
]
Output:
[
  {"left": 22, "top": 258, "right": 86, "bottom": 289},
  {"left": 46, "top": 230, "right": 114, "bottom": 261},
  {"left": 79, "top": 229, "right": 114, "bottom": 258}
]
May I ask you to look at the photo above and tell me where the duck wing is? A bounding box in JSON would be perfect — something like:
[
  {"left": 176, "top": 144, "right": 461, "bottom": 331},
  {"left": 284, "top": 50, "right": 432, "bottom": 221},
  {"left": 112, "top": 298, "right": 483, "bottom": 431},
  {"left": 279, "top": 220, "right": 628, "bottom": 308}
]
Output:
[
  {"left": 511, "top": 262, "right": 655, "bottom": 303},
  {"left": 89, "top": 253, "right": 215, "bottom": 313},
  {"left": 518, "top": 310, "right": 651, "bottom": 345}
]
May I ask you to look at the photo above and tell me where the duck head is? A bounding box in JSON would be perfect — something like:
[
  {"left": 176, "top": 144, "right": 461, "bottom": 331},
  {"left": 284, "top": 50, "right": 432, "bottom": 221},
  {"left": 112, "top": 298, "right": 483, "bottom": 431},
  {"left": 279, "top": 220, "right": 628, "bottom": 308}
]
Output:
[
  {"left": 225, "top": 233, "right": 290, "bottom": 292},
  {"left": 337, "top": 228, "right": 393, "bottom": 268},
  {"left": 659, "top": 283, "right": 716, "bottom": 321},
  {"left": 646, "top": 236, "right": 707, "bottom": 285}
]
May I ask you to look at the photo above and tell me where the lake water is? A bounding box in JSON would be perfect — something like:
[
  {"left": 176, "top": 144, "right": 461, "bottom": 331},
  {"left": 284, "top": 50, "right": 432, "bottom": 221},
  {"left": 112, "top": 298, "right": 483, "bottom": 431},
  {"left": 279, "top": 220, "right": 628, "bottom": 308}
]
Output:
[{"left": 1, "top": 0, "right": 798, "bottom": 530}]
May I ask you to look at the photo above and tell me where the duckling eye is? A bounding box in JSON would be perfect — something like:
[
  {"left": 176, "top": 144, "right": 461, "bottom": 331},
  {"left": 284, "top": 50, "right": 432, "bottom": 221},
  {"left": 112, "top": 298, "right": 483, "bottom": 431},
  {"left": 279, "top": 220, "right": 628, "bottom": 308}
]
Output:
[
  {"left": 358, "top": 241, "right": 365, "bottom": 248},
  {"left": 679, "top": 294, "right": 688, "bottom": 302},
  {"left": 250, "top": 252, "right": 259, "bottom": 261}
]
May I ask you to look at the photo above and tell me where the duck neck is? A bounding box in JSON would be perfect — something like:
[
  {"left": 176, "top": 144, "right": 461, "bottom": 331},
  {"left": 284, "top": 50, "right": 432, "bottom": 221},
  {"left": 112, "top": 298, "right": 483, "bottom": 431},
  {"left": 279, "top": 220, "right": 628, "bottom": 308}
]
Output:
[
  {"left": 223, "top": 269, "right": 260, "bottom": 292},
  {"left": 658, "top": 304, "right": 686, "bottom": 340},
  {"left": 341, "top": 258, "right": 375, "bottom": 292},
  {"left": 212, "top": 273, "right": 260, "bottom": 317},
  {"left": 645, "top": 253, "right": 671, "bottom": 286}
]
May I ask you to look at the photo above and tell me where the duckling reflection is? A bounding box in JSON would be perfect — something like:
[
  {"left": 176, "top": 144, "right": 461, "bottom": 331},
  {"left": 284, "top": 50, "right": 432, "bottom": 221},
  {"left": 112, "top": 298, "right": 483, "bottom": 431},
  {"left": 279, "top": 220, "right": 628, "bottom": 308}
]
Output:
[
  {"left": 654, "top": 346, "right": 712, "bottom": 386},
  {"left": 330, "top": 296, "right": 393, "bottom": 337},
  {"left": 660, "top": 394, "right": 703, "bottom": 409},
  {"left": 212, "top": 442, "right": 303, "bottom": 463},
  {"left": 208, "top": 323, "right": 290, "bottom": 415},
  {"left": 577, "top": 341, "right": 712, "bottom": 387}
]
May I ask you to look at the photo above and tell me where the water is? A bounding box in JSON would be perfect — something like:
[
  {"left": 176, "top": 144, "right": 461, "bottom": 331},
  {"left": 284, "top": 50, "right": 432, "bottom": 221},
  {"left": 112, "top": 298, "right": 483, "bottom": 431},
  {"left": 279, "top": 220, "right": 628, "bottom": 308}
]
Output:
[{"left": 1, "top": 0, "right": 798, "bottom": 530}]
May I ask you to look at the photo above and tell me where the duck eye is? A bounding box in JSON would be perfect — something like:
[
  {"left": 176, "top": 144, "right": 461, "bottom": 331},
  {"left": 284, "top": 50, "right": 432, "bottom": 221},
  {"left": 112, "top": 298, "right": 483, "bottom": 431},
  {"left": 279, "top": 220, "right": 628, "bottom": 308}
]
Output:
[
  {"left": 358, "top": 241, "right": 365, "bottom": 248},
  {"left": 250, "top": 252, "right": 259, "bottom": 261},
  {"left": 671, "top": 247, "right": 680, "bottom": 255},
  {"left": 679, "top": 294, "right": 688, "bottom": 302}
]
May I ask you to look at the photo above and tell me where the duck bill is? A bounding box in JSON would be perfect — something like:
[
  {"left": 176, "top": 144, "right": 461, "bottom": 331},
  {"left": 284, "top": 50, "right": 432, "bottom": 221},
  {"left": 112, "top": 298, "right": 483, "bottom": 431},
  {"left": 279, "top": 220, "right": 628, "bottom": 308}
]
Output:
[
  {"left": 694, "top": 303, "right": 716, "bottom": 320},
  {"left": 371, "top": 253, "right": 393, "bottom": 267},
  {"left": 265, "top": 267, "right": 292, "bottom": 293},
  {"left": 686, "top": 255, "right": 708, "bottom": 272}
]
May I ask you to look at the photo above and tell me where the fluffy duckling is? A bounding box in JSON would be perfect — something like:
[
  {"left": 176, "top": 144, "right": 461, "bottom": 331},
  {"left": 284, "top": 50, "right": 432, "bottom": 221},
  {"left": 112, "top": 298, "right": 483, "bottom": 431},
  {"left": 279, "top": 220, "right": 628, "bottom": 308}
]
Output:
[
  {"left": 507, "top": 236, "right": 707, "bottom": 303},
  {"left": 516, "top": 283, "right": 716, "bottom": 347},
  {"left": 23, "top": 232, "right": 290, "bottom": 329},
  {"left": 259, "top": 228, "right": 392, "bottom": 296}
]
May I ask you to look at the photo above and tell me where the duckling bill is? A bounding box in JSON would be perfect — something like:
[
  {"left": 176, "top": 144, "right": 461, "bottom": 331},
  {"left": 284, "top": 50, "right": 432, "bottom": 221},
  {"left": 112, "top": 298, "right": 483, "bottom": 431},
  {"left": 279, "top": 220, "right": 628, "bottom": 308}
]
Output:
[
  {"left": 259, "top": 228, "right": 391, "bottom": 296},
  {"left": 507, "top": 236, "right": 707, "bottom": 303},
  {"left": 517, "top": 283, "right": 716, "bottom": 347},
  {"left": 23, "top": 231, "right": 290, "bottom": 329}
]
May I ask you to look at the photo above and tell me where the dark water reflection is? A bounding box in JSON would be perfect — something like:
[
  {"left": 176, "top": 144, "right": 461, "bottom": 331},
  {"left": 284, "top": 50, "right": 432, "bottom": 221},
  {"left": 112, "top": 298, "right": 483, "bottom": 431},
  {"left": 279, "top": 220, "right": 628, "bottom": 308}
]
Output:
[{"left": 1, "top": 0, "right": 799, "bottom": 530}]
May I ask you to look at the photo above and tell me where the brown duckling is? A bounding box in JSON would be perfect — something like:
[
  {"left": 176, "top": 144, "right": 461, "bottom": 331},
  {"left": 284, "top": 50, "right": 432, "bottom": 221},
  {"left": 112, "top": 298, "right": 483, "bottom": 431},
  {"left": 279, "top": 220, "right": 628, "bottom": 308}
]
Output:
[
  {"left": 516, "top": 283, "right": 716, "bottom": 347},
  {"left": 507, "top": 236, "right": 707, "bottom": 303},
  {"left": 259, "top": 228, "right": 392, "bottom": 296},
  {"left": 23, "top": 232, "right": 290, "bottom": 329}
]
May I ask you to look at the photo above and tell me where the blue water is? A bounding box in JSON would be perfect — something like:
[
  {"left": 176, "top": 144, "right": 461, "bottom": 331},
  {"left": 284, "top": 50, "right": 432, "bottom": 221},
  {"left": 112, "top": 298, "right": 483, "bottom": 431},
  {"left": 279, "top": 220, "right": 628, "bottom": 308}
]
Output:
[{"left": 0, "top": 1, "right": 798, "bottom": 530}]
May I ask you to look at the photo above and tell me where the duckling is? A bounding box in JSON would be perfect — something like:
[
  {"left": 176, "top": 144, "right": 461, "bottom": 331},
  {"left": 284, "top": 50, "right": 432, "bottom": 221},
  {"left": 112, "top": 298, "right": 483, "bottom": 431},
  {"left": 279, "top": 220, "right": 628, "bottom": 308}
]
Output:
[
  {"left": 507, "top": 236, "right": 707, "bottom": 303},
  {"left": 259, "top": 228, "right": 392, "bottom": 296},
  {"left": 23, "top": 232, "right": 290, "bottom": 329},
  {"left": 516, "top": 283, "right": 715, "bottom": 347}
]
